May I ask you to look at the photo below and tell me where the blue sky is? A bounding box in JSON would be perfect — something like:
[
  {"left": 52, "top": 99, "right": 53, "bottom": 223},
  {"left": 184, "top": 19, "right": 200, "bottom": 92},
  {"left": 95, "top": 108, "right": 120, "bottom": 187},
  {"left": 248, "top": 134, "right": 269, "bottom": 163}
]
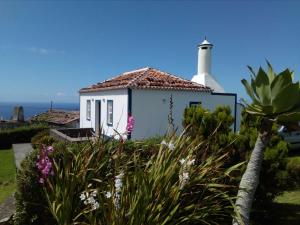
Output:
[{"left": 0, "top": 0, "right": 300, "bottom": 103}]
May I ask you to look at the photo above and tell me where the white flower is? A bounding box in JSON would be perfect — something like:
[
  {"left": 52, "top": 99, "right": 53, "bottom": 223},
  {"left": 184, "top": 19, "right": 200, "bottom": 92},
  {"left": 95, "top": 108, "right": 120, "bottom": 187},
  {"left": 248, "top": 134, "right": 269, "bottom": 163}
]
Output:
[
  {"left": 105, "top": 191, "right": 112, "bottom": 198},
  {"left": 187, "top": 159, "right": 195, "bottom": 166},
  {"left": 87, "top": 196, "right": 95, "bottom": 204},
  {"left": 179, "top": 158, "right": 185, "bottom": 165},
  {"left": 161, "top": 140, "right": 167, "bottom": 145},
  {"left": 88, "top": 183, "right": 92, "bottom": 188},
  {"left": 179, "top": 157, "right": 194, "bottom": 190},
  {"left": 168, "top": 142, "right": 175, "bottom": 151},
  {"left": 182, "top": 172, "right": 189, "bottom": 180},
  {"left": 80, "top": 189, "right": 99, "bottom": 210},
  {"left": 92, "top": 190, "right": 97, "bottom": 197},
  {"left": 115, "top": 172, "right": 124, "bottom": 191},
  {"left": 80, "top": 192, "right": 86, "bottom": 201},
  {"left": 92, "top": 201, "right": 99, "bottom": 210},
  {"left": 161, "top": 140, "right": 175, "bottom": 151},
  {"left": 114, "top": 171, "right": 124, "bottom": 210},
  {"left": 179, "top": 172, "right": 190, "bottom": 190}
]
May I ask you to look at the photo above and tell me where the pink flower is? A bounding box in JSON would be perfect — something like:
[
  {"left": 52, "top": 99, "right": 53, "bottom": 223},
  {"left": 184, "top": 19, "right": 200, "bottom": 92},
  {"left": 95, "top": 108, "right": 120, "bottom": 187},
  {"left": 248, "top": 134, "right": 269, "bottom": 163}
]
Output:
[
  {"left": 39, "top": 177, "right": 44, "bottom": 184},
  {"left": 126, "top": 116, "right": 135, "bottom": 134},
  {"left": 36, "top": 145, "right": 55, "bottom": 184},
  {"left": 47, "top": 146, "right": 54, "bottom": 153}
]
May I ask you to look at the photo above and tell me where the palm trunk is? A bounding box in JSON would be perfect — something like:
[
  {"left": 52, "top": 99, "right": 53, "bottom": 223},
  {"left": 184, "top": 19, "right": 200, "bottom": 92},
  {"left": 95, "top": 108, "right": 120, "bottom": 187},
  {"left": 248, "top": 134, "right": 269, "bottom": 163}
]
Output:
[{"left": 233, "top": 119, "right": 272, "bottom": 225}]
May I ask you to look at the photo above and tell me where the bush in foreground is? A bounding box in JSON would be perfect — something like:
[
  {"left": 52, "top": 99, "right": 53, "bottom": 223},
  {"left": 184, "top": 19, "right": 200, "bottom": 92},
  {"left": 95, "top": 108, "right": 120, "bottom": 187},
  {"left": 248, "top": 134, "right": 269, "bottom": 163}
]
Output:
[
  {"left": 183, "top": 105, "right": 291, "bottom": 206},
  {"left": 14, "top": 133, "right": 240, "bottom": 225}
]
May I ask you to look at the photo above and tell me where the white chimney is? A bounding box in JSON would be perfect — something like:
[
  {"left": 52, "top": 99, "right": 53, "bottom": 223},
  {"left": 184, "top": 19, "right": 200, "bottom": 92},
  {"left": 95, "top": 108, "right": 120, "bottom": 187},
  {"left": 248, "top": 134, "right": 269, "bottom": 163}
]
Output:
[
  {"left": 197, "top": 38, "right": 213, "bottom": 75},
  {"left": 192, "top": 38, "right": 225, "bottom": 93}
]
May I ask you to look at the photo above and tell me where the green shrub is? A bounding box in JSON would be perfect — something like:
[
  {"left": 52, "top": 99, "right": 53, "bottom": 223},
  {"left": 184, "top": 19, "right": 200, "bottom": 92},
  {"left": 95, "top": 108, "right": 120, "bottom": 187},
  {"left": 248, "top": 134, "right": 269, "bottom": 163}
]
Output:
[
  {"left": 31, "top": 130, "right": 55, "bottom": 149},
  {"left": 183, "top": 105, "right": 291, "bottom": 206},
  {"left": 13, "top": 148, "right": 57, "bottom": 225},
  {"left": 237, "top": 110, "right": 291, "bottom": 206},
  {"left": 44, "top": 135, "right": 239, "bottom": 225},
  {"left": 0, "top": 124, "right": 48, "bottom": 149},
  {"left": 14, "top": 133, "right": 240, "bottom": 225},
  {"left": 286, "top": 157, "right": 300, "bottom": 187},
  {"left": 183, "top": 105, "right": 236, "bottom": 160}
]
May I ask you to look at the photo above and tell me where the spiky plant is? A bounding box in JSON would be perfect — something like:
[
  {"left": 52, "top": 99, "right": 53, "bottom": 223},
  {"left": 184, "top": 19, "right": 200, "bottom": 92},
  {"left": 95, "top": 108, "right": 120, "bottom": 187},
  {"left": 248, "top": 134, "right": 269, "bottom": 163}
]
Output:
[
  {"left": 233, "top": 62, "right": 300, "bottom": 225},
  {"left": 41, "top": 133, "right": 240, "bottom": 225}
]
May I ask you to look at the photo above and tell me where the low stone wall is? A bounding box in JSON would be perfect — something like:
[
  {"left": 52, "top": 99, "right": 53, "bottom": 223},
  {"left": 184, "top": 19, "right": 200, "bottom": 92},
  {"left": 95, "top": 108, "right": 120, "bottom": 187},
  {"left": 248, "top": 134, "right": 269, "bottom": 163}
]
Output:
[{"left": 50, "top": 128, "right": 96, "bottom": 143}]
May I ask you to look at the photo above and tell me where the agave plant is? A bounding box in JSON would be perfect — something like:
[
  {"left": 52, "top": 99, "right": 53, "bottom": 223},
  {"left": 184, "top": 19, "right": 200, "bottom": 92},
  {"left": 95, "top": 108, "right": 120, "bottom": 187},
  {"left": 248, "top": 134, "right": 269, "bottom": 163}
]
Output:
[
  {"left": 233, "top": 62, "right": 300, "bottom": 225},
  {"left": 242, "top": 62, "right": 300, "bottom": 121}
]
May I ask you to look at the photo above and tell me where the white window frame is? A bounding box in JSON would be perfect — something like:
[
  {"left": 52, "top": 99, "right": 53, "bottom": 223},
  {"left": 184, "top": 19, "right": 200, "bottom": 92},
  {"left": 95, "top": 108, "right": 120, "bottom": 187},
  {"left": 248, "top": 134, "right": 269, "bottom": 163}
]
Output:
[
  {"left": 107, "top": 100, "right": 113, "bottom": 126},
  {"left": 86, "top": 100, "right": 91, "bottom": 120}
]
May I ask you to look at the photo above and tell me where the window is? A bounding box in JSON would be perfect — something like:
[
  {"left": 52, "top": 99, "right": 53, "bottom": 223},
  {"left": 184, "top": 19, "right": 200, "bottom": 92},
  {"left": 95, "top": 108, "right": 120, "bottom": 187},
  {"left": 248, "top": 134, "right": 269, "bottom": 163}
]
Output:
[
  {"left": 107, "top": 100, "right": 113, "bottom": 126},
  {"left": 189, "top": 101, "right": 201, "bottom": 107},
  {"left": 86, "top": 100, "right": 91, "bottom": 120}
]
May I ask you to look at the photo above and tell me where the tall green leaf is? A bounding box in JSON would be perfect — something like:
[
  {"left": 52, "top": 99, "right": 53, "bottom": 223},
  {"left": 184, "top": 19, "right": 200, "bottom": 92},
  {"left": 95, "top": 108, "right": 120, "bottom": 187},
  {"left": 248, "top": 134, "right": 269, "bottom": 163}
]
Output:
[
  {"left": 272, "top": 83, "right": 300, "bottom": 114},
  {"left": 270, "top": 69, "right": 293, "bottom": 102},
  {"left": 255, "top": 68, "right": 271, "bottom": 106}
]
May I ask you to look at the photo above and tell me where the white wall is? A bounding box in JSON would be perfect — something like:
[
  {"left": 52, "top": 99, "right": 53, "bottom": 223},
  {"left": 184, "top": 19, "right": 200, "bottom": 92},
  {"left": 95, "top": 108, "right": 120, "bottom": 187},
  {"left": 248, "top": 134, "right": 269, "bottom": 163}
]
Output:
[
  {"left": 131, "top": 89, "right": 236, "bottom": 140},
  {"left": 80, "top": 89, "right": 128, "bottom": 138}
]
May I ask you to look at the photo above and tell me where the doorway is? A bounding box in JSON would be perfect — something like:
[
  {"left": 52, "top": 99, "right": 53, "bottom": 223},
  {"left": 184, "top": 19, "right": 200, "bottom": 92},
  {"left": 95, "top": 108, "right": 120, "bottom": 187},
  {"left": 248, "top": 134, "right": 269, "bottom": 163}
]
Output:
[{"left": 95, "top": 100, "right": 101, "bottom": 136}]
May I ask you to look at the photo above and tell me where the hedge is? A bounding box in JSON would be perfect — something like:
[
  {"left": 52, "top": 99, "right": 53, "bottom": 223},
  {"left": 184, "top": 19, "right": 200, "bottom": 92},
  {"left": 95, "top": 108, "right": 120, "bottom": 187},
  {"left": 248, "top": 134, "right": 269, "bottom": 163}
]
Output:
[{"left": 0, "top": 124, "right": 49, "bottom": 149}]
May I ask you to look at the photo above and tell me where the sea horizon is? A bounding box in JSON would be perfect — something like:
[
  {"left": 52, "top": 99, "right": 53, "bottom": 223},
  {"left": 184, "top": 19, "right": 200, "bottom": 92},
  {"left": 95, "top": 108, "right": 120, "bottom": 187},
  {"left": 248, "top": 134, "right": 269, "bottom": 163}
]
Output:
[{"left": 0, "top": 101, "right": 80, "bottom": 120}]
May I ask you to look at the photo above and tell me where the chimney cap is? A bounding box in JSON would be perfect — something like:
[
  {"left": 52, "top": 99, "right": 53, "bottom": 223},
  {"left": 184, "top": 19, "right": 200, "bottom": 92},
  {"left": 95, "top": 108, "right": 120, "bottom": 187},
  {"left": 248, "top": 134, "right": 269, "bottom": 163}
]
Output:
[{"left": 198, "top": 37, "right": 213, "bottom": 47}]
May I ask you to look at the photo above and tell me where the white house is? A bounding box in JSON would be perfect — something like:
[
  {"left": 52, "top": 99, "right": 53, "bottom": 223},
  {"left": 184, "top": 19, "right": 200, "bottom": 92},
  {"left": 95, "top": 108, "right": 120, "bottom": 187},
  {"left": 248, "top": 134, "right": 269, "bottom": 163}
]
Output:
[{"left": 79, "top": 38, "right": 240, "bottom": 139}]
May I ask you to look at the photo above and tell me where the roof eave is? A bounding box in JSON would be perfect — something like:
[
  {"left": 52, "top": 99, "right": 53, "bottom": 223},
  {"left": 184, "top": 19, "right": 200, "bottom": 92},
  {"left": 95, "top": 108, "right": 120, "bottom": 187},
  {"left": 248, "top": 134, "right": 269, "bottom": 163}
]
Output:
[{"left": 79, "top": 86, "right": 129, "bottom": 93}]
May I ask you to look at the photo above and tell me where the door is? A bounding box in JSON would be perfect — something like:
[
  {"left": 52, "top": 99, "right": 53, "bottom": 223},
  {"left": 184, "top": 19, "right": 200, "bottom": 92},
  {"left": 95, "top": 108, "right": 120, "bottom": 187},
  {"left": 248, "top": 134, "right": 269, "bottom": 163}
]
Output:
[{"left": 95, "top": 100, "right": 101, "bottom": 136}]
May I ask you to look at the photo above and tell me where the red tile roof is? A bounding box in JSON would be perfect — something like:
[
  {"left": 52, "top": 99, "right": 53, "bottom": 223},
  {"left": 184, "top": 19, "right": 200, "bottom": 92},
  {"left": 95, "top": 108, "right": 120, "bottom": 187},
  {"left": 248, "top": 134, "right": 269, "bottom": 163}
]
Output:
[
  {"left": 79, "top": 67, "right": 211, "bottom": 93},
  {"left": 30, "top": 110, "right": 79, "bottom": 125}
]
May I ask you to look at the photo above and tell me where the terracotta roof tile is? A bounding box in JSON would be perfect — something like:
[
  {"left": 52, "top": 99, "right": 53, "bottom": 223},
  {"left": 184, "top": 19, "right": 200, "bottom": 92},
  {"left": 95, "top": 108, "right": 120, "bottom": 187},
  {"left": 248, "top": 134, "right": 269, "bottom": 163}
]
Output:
[
  {"left": 79, "top": 67, "right": 211, "bottom": 93},
  {"left": 30, "top": 110, "right": 79, "bottom": 125}
]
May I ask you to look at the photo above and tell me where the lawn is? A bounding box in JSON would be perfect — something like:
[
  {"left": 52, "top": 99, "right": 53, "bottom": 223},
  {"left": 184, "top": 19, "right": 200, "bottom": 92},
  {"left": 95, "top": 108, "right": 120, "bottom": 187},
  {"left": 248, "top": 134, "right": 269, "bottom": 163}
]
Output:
[
  {"left": 251, "top": 150, "right": 300, "bottom": 225},
  {"left": 288, "top": 155, "right": 300, "bottom": 164},
  {"left": 275, "top": 189, "right": 300, "bottom": 205},
  {"left": 0, "top": 149, "right": 16, "bottom": 204}
]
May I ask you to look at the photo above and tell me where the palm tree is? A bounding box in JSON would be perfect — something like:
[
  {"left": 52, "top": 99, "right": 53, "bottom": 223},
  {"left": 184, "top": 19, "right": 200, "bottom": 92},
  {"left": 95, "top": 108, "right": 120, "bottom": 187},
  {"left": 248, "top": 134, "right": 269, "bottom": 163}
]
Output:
[{"left": 233, "top": 62, "right": 300, "bottom": 225}]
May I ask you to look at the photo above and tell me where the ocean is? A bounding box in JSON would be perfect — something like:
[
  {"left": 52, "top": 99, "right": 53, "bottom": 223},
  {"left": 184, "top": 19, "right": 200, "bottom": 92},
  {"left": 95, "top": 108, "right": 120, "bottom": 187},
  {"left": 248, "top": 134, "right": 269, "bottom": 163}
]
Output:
[{"left": 0, "top": 102, "right": 79, "bottom": 120}]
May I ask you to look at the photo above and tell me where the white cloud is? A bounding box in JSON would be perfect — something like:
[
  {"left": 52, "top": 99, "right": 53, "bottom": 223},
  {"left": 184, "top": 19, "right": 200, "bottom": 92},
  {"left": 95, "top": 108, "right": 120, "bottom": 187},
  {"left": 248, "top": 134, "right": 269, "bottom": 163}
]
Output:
[
  {"left": 56, "top": 92, "right": 66, "bottom": 97},
  {"left": 27, "top": 47, "right": 65, "bottom": 55}
]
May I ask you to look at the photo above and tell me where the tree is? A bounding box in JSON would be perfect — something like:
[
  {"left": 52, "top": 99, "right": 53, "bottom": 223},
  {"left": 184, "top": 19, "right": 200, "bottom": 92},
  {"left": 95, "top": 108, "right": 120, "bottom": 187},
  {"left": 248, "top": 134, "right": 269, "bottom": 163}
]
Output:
[{"left": 233, "top": 63, "right": 300, "bottom": 225}]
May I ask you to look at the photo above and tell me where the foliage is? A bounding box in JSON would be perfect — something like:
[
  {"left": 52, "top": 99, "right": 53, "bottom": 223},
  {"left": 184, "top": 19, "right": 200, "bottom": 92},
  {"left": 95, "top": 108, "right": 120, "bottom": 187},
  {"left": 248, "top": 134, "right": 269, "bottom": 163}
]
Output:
[
  {"left": 12, "top": 136, "right": 162, "bottom": 225},
  {"left": 286, "top": 157, "right": 300, "bottom": 187},
  {"left": 15, "top": 132, "right": 240, "bottom": 225},
  {"left": 233, "top": 62, "right": 300, "bottom": 225},
  {"left": 0, "top": 124, "right": 48, "bottom": 149},
  {"left": 13, "top": 148, "right": 57, "bottom": 225},
  {"left": 241, "top": 62, "right": 300, "bottom": 123},
  {"left": 236, "top": 110, "right": 291, "bottom": 205},
  {"left": 183, "top": 105, "right": 236, "bottom": 158},
  {"left": 183, "top": 105, "right": 234, "bottom": 137},
  {"left": 183, "top": 105, "right": 292, "bottom": 205},
  {"left": 31, "top": 130, "right": 55, "bottom": 149}
]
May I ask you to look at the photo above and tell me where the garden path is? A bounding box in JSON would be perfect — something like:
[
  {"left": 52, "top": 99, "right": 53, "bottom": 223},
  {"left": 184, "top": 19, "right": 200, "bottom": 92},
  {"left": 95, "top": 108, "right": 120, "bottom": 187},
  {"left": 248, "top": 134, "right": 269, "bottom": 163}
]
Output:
[
  {"left": 12, "top": 143, "right": 33, "bottom": 170},
  {"left": 0, "top": 195, "right": 15, "bottom": 224}
]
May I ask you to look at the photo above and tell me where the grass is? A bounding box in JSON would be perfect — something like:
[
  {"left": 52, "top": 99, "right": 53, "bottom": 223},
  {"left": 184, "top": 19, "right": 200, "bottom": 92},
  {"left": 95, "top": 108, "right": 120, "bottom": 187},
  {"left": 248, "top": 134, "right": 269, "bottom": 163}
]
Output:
[
  {"left": 252, "top": 150, "right": 300, "bottom": 225},
  {"left": 288, "top": 156, "right": 300, "bottom": 164},
  {"left": 0, "top": 149, "right": 16, "bottom": 204},
  {"left": 275, "top": 189, "right": 300, "bottom": 205}
]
